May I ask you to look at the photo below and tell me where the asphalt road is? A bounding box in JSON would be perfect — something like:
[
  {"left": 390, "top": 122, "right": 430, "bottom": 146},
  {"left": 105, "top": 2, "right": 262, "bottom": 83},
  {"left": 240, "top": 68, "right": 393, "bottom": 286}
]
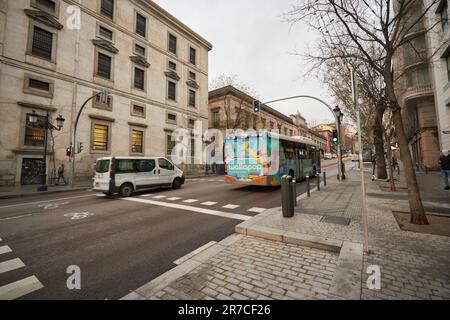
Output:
[{"left": 0, "top": 160, "right": 353, "bottom": 300}]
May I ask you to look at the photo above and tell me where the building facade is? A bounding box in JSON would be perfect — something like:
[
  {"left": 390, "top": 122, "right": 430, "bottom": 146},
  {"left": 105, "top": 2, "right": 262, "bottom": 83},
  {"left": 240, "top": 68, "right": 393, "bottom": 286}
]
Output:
[
  {"left": 393, "top": 0, "right": 450, "bottom": 170},
  {"left": 0, "top": 0, "right": 212, "bottom": 188},
  {"left": 208, "top": 86, "right": 327, "bottom": 152}
]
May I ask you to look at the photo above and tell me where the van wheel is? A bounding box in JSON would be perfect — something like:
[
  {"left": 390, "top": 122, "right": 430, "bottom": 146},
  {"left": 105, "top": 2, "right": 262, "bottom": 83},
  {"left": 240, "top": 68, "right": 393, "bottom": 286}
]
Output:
[
  {"left": 119, "top": 183, "right": 133, "bottom": 197},
  {"left": 172, "top": 178, "right": 182, "bottom": 189}
]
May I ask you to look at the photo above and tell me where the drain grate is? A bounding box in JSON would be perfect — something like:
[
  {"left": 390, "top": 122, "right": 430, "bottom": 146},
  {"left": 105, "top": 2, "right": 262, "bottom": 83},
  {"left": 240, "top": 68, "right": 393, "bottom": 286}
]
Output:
[{"left": 320, "top": 216, "right": 351, "bottom": 226}]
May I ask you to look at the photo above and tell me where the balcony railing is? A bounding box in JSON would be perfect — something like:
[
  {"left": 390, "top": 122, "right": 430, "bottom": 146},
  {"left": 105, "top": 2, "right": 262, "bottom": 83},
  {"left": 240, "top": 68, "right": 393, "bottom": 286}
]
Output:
[{"left": 403, "top": 84, "right": 434, "bottom": 102}]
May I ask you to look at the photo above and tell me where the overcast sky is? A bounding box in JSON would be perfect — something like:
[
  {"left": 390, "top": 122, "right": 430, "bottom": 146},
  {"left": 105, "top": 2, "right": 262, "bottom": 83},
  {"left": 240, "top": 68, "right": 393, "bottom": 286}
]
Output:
[{"left": 154, "top": 0, "right": 336, "bottom": 125}]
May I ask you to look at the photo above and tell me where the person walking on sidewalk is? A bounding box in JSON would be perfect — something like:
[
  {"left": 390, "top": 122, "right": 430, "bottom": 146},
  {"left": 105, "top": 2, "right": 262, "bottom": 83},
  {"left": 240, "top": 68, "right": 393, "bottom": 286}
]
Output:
[
  {"left": 439, "top": 150, "right": 450, "bottom": 190},
  {"left": 56, "top": 164, "right": 67, "bottom": 186}
]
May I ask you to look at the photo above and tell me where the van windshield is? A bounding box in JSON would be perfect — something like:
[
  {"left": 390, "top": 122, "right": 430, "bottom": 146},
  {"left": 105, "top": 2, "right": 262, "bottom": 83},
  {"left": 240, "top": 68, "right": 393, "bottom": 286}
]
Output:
[{"left": 95, "top": 160, "right": 110, "bottom": 173}]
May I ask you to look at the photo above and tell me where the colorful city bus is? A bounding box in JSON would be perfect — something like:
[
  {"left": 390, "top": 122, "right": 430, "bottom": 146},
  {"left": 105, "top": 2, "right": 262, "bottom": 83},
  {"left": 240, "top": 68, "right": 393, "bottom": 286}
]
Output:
[{"left": 224, "top": 131, "right": 321, "bottom": 186}]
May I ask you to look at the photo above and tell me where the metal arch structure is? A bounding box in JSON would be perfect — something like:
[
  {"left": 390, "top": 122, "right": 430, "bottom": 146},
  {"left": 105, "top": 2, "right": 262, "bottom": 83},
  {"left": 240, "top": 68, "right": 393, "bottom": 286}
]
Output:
[{"left": 262, "top": 95, "right": 343, "bottom": 182}]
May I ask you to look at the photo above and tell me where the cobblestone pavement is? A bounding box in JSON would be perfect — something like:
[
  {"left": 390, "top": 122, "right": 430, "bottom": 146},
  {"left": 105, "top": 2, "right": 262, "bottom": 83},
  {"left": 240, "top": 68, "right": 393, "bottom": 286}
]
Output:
[
  {"left": 151, "top": 235, "right": 341, "bottom": 300},
  {"left": 361, "top": 170, "right": 450, "bottom": 300},
  {"left": 125, "top": 165, "right": 450, "bottom": 300}
]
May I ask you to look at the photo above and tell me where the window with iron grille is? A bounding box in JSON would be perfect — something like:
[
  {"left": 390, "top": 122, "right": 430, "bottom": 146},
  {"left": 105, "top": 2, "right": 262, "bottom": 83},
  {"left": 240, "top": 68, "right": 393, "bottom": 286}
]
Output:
[
  {"left": 136, "top": 13, "right": 146, "bottom": 37},
  {"left": 29, "top": 78, "right": 50, "bottom": 92},
  {"left": 36, "top": 0, "right": 56, "bottom": 12},
  {"left": 24, "top": 114, "right": 46, "bottom": 147},
  {"left": 98, "top": 26, "right": 113, "bottom": 41},
  {"left": 132, "top": 104, "right": 145, "bottom": 117},
  {"left": 92, "top": 123, "right": 109, "bottom": 151},
  {"left": 100, "top": 0, "right": 114, "bottom": 19},
  {"left": 135, "top": 44, "right": 146, "bottom": 57},
  {"left": 168, "top": 81, "right": 176, "bottom": 100},
  {"left": 131, "top": 130, "right": 143, "bottom": 153},
  {"left": 134, "top": 67, "right": 145, "bottom": 90},
  {"left": 189, "top": 47, "right": 196, "bottom": 65},
  {"left": 32, "top": 26, "right": 53, "bottom": 60},
  {"left": 167, "top": 113, "right": 176, "bottom": 122},
  {"left": 168, "top": 34, "right": 177, "bottom": 54},
  {"left": 189, "top": 71, "right": 196, "bottom": 81},
  {"left": 212, "top": 110, "right": 220, "bottom": 127},
  {"left": 97, "top": 52, "right": 112, "bottom": 79},
  {"left": 166, "top": 133, "right": 175, "bottom": 156},
  {"left": 168, "top": 61, "right": 177, "bottom": 70},
  {"left": 188, "top": 90, "right": 196, "bottom": 107}
]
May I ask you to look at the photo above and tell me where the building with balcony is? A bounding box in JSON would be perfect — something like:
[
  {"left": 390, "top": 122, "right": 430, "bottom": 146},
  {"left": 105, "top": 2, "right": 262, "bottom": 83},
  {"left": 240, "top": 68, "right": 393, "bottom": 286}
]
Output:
[
  {"left": 0, "top": 0, "right": 212, "bottom": 188},
  {"left": 208, "top": 85, "right": 327, "bottom": 152},
  {"left": 393, "top": 0, "right": 449, "bottom": 170}
]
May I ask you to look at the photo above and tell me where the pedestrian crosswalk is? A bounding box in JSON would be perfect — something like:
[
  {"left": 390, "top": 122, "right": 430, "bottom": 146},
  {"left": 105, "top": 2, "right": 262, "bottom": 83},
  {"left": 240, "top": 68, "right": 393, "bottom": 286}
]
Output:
[
  {"left": 137, "top": 194, "right": 266, "bottom": 215},
  {"left": 0, "top": 239, "right": 43, "bottom": 300}
]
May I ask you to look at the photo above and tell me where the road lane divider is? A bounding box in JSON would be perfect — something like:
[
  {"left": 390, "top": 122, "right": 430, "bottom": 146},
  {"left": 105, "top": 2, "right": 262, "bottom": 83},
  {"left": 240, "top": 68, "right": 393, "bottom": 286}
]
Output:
[
  {"left": 120, "top": 197, "right": 250, "bottom": 221},
  {"left": 0, "top": 194, "right": 95, "bottom": 210}
]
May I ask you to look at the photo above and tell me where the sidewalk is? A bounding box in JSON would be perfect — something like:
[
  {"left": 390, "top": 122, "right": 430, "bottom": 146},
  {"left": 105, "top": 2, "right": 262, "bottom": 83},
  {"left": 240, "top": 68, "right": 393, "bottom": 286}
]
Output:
[{"left": 122, "top": 164, "right": 450, "bottom": 300}]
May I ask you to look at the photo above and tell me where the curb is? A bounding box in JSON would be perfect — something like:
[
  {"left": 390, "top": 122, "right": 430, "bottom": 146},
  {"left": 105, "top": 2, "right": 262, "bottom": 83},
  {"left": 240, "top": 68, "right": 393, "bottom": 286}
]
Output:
[
  {"left": 0, "top": 186, "right": 92, "bottom": 200},
  {"left": 121, "top": 234, "right": 243, "bottom": 300}
]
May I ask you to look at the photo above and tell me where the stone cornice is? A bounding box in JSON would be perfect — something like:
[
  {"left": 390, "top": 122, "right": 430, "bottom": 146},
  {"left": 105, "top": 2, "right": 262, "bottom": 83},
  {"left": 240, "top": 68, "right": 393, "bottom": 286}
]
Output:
[
  {"left": 130, "top": 55, "right": 150, "bottom": 68},
  {"left": 89, "top": 114, "right": 115, "bottom": 122},
  {"left": 186, "top": 80, "right": 199, "bottom": 89},
  {"left": 92, "top": 39, "right": 119, "bottom": 54},
  {"left": 128, "top": 122, "right": 148, "bottom": 128},
  {"left": 24, "top": 9, "right": 64, "bottom": 30},
  {"left": 17, "top": 101, "right": 57, "bottom": 112},
  {"left": 165, "top": 71, "right": 180, "bottom": 81}
]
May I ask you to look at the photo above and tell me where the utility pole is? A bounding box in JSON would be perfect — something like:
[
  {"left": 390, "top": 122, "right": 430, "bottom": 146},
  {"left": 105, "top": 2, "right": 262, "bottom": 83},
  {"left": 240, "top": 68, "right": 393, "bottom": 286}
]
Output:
[{"left": 352, "top": 69, "right": 369, "bottom": 253}]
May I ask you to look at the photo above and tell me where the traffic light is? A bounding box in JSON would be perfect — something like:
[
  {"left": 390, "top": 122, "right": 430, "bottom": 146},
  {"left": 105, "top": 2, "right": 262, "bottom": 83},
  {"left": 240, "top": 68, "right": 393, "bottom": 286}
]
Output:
[
  {"left": 66, "top": 146, "right": 73, "bottom": 157},
  {"left": 253, "top": 100, "right": 260, "bottom": 113},
  {"left": 78, "top": 142, "right": 84, "bottom": 154},
  {"left": 332, "top": 130, "right": 338, "bottom": 143}
]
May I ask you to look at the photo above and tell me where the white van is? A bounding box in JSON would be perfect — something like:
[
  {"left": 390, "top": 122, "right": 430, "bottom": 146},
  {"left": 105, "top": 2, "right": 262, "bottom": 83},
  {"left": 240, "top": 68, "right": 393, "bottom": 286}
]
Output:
[{"left": 92, "top": 157, "right": 185, "bottom": 197}]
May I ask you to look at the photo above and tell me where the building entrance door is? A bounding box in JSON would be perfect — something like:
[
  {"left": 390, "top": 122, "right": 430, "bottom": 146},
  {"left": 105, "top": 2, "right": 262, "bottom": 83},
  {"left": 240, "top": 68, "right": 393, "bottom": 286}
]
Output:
[{"left": 21, "top": 158, "right": 44, "bottom": 185}]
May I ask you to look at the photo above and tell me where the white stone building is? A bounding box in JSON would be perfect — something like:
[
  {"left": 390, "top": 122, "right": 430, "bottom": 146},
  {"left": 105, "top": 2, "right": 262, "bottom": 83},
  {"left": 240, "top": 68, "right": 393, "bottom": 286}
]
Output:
[{"left": 0, "top": 0, "right": 212, "bottom": 188}]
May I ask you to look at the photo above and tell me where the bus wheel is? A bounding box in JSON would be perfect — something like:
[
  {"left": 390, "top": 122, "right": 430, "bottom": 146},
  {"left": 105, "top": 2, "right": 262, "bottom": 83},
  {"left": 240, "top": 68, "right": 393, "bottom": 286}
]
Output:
[{"left": 119, "top": 183, "right": 133, "bottom": 197}]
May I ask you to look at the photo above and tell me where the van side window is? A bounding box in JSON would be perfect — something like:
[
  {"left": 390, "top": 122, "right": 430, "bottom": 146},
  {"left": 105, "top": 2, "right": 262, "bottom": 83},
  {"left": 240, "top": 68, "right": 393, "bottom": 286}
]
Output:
[
  {"left": 95, "top": 160, "right": 110, "bottom": 173},
  {"left": 117, "top": 160, "right": 135, "bottom": 173},
  {"left": 158, "top": 158, "right": 174, "bottom": 171},
  {"left": 137, "top": 159, "right": 155, "bottom": 172}
]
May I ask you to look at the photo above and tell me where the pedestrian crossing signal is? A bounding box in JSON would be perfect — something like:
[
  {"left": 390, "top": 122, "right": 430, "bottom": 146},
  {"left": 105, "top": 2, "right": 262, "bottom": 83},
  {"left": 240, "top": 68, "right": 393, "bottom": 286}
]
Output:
[{"left": 253, "top": 100, "right": 260, "bottom": 113}]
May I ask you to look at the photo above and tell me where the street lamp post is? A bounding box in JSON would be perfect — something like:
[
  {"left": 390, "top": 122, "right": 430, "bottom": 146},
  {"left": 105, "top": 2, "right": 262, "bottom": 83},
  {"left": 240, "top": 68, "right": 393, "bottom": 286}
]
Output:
[
  {"left": 28, "top": 110, "right": 65, "bottom": 192},
  {"left": 262, "top": 95, "right": 344, "bottom": 182},
  {"left": 333, "top": 106, "right": 346, "bottom": 180},
  {"left": 70, "top": 89, "right": 109, "bottom": 188}
]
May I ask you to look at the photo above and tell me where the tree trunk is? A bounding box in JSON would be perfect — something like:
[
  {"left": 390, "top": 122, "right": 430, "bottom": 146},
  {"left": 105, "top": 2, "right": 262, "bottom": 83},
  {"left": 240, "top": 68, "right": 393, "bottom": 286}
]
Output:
[
  {"left": 373, "top": 108, "right": 387, "bottom": 180},
  {"left": 391, "top": 108, "right": 428, "bottom": 225},
  {"left": 385, "top": 137, "right": 396, "bottom": 192}
]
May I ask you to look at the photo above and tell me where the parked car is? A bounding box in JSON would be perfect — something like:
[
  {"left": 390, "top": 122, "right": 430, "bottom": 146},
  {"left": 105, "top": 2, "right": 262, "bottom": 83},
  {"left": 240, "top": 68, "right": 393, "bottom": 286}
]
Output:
[
  {"left": 324, "top": 153, "right": 333, "bottom": 160},
  {"left": 93, "top": 156, "right": 185, "bottom": 197}
]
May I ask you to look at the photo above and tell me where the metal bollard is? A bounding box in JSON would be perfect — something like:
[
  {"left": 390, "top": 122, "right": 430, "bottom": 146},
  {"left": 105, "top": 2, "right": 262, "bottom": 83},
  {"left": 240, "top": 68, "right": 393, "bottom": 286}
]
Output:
[
  {"left": 306, "top": 176, "right": 310, "bottom": 197},
  {"left": 292, "top": 178, "right": 297, "bottom": 207},
  {"left": 323, "top": 171, "right": 327, "bottom": 186},
  {"left": 317, "top": 173, "right": 321, "bottom": 191},
  {"left": 281, "top": 175, "right": 294, "bottom": 218}
]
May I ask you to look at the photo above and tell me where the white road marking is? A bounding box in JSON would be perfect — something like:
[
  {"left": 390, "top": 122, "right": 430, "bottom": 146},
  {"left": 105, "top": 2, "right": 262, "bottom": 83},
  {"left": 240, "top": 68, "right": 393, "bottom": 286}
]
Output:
[
  {"left": 247, "top": 207, "right": 267, "bottom": 213},
  {"left": 0, "top": 194, "right": 94, "bottom": 209},
  {"left": 0, "top": 246, "right": 12, "bottom": 255},
  {"left": 183, "top": 199, "right": 198, "bottom": 203},
  {"left": 64, "top": 212, "right": 94, "bottom": 220},
  {"left": 208, "top": 180, "right": 216, "bottom": 182},
  {"left": 140, "top": 194, "right": 153, "bottom": 197},
  {"left": 167, "top": 197, "right": 182, "bottom": 201},
  {"left": 121, "top": 198, "right": 250, "bottom": 221},
  {"left": 0, "top": 276, "right": 44, "bottom": 300},
  {"left": 0, "top": 258, "right": 25, "bottom": 274},
  {"left": 37, "top": 202, "right": 69, "bottom": 210},
  {"left": 222, "top": 204, "right": 240, "bottom": 210},
  {"left": 0, "top": 214, "right": 34, "bottom": 222},
  {"left": 152, "top": 195, "right": 166, "bottom": 199},
  {"left": 201, "top": 201, "right": 218, "bottom": 206},
  {"left": 174, "top": 241, "right": 217, "bottom": 265}
]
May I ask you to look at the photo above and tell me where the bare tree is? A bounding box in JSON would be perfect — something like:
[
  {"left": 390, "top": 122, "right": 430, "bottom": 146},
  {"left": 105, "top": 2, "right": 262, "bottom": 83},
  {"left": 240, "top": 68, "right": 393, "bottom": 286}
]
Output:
[
  {"left": 285, "top": 0, "right": 448, "bottom": 225},
  {"left": 210, "top": 74, "right": 258, "bottom": 130}
]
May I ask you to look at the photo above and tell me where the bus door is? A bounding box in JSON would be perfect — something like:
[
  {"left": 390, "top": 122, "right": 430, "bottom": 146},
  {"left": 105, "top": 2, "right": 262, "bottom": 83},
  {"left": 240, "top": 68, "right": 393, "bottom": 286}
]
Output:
[{"left": 295, "top": 147, "right": 302, "bottom": 180}]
